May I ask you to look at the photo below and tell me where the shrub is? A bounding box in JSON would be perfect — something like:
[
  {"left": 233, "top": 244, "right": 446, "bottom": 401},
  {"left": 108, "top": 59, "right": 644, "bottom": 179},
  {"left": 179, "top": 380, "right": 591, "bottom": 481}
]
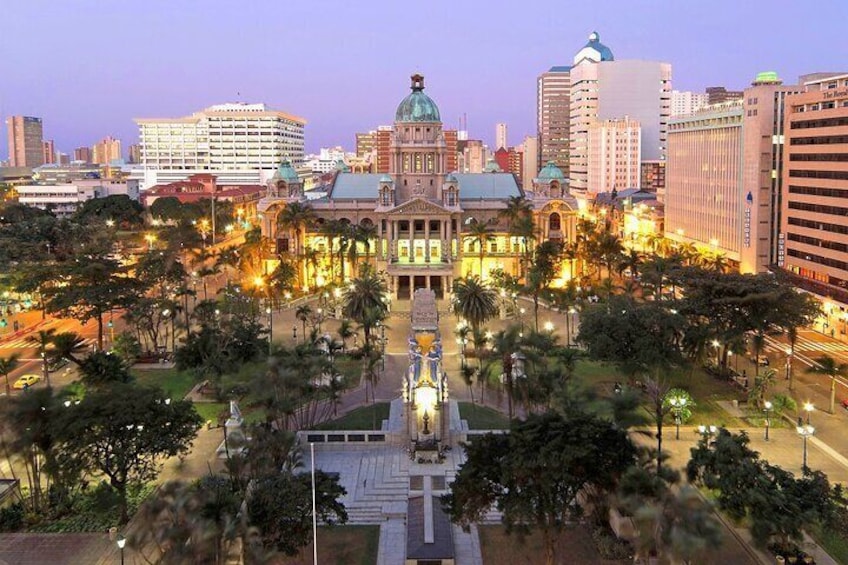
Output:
[
  {"left": 591, "top": 525, "right": 633, "bottom": 560},
  {"left": 0, "top": 503, "right": 24, "bottom": 532}
]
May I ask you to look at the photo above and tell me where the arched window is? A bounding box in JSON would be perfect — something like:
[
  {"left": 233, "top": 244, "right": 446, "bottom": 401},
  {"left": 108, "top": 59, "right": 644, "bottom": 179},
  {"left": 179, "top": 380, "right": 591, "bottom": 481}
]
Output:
[
  {"left": 361, "top": 217, "right": 374, "bottom": 226},
  {"left": 549, "top": 212, "right": 561, "bottom": 232}
]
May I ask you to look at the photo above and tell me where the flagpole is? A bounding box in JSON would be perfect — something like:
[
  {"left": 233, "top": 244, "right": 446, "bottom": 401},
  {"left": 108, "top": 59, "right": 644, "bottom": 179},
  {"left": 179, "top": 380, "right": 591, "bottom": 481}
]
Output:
[{"left": 311, "top": 442, "right": 318, "bottom": 565}]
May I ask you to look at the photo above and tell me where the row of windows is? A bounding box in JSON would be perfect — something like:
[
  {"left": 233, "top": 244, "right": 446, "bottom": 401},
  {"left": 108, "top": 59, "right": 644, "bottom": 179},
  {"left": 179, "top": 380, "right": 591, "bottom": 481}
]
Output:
[
  {"left": 788, "top": 216, "right": 848, "bottom": 236},
  {"left": 789, "top": 153, "right": 848, "bottom": 162},
  {"left": 787, "top": 248, "right": 848, "bottom": 272},
  {"left": 788, "top": 200, "right": 848, "bottom": 216},
  {"left": 792, "top": 116, "right": 848, "bottom": 129},
  {"left": 787, "top": 232, "right": 848, "bottom": 253},
  {"left": 789, "top": 135, "right": 848, "bottom": 145},
  {"left": 788, "top": 185, "right": 848, "bottom": 198},
  {"left": 789, "top": 169, "right": 848, "bottom": 180}
]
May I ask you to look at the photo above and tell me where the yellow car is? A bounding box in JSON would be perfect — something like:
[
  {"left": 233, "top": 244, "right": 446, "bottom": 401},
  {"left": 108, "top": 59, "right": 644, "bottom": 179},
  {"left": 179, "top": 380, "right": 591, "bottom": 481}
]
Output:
[{"left": 13, "top": 374, "right": 41, "bottom": 390}]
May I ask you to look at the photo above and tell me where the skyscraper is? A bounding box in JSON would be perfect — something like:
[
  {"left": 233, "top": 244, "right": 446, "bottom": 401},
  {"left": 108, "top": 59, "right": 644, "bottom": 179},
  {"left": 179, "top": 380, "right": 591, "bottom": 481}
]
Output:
[
  {"left": 73, "top": 146, "right": 92, "bottom": 163},
  {"left": 780, "top": 73, "right": 848, "bottom": 310},
  {"left": 521, "top": 135, "right": 538, "bottom": 193},
  {"left": 495, "top": 123, "right": 508, "bottom": 150},
  {"left": 135, "top": 103, "right": 306, "bottom": 188},
  {"left": 537, "top": 66, "right": 571, "bottom": 174},
  {"left": 92, "top": 136, "right": 122, "bottom": 165},
  {"left": 6, "top": 116, "right": 44, "bottom": 167},
  {"left": 568, "top": 32, "right": 672, "bottom": 196},
  {"left": 127, "top": 144, "right": 141, "bottom": 164},
  {"left": 42, "top": 140, "right": 56, "bottom": 165},
  {"left": 588, "top": 118, "right": 641, "bottom": 193},
  {"left": 671, "top": 90, "right": 709, "bottom": 116}
]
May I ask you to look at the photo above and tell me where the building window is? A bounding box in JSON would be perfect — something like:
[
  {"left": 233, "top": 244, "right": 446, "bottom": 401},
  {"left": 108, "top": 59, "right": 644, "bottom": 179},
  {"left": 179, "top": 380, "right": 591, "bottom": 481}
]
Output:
[{"left": 549, "top": 212, "right": 561, "bottom": 231}]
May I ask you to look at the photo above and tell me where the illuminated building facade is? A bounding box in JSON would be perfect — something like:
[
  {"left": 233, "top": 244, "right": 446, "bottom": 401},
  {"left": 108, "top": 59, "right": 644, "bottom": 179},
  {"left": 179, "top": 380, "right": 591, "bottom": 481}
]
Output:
[{"left": 260, "top": 74, "right": 579, "bottom": 299}]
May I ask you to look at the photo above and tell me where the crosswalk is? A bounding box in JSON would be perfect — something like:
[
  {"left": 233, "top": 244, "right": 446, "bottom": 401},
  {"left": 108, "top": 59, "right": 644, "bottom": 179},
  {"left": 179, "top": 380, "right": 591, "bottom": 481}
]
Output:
[
  {"left": 0, "top": 336, "right": 96, "bottom": 350},
  {"left": 793, "top": 341, "right": 848, "bottom": 354}
]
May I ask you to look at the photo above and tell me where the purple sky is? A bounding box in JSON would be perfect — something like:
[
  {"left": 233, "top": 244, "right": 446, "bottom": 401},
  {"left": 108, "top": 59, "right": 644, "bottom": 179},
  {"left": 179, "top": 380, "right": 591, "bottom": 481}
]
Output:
[{"left": 2, "top": 0, "right": 847, "bottom": 159}]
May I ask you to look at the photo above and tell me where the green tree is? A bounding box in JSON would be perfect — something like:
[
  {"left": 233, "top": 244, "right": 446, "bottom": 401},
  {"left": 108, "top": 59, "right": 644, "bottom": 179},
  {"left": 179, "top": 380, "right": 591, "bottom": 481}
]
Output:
[
  {"left": 49, "top": 331, "right": 89, "bottom": 366},
  {"left": 276, "top": 201, "right": 315, "bottom": 260},
  {"left": 72, "top": 195, "right": 144, "bottom": 229},
  {"left": 0, "top": 353, "right": 20, "bottom": 397},
  {"left": 444, "top": 411, "right": 636, "bottom": 565},
  {"left": 27, "top": 328, "right": 56, "bottom": 387},
  {"left": 59, "top": 383, "right": 201, "bottom": 523},
  {"left": 524, "top": 240, "right": 562, "bottom": 331},
  {"left": 343, "top": 268, "right": 388, "bottom": 350},
  {"left": 806, "top": 355, "right": 848, "bottom": 414},
  {"left": 452, "top": 276, "right": 497, "bottom": 335},
  {"left": 247, "top": 470, "right": 348, "bottom": 556},
  {"left": 295, "top": 304, "right": 312, "bottom": 340},
  {"left": 464, "top": 220, "right": 492, "bottom": 278}
]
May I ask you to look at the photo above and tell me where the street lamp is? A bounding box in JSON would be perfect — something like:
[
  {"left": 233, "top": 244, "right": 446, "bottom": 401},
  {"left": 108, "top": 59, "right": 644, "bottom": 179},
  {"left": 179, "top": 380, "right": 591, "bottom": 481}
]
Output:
[
  {"left": 144, "top": 233, "right": 156, "bottom": 252},
  {"left": 711, "top": 339, "right": 720, "bottom": 368},
  {"left": 266, "top": 307, "right": 273, "bottom": 354},
  {"left": 803, "top": 402, "right": 814, "bottom": 425},
  {"left": 763, "top": 400, "right": 773, "bottom": 441},
  {"left": 669, "top": 396, "right": 688, "bottom": 440},
  {"left": 796, "top": 423, "right": 815, "bottom": 470},
  {"left": 543, "top": 321, "right": 554, "bottom": 333},
  {"left": 117, "top": 535, "right": 126, "bottom": 565},
  {"left": 697, "top": 424, "right": 717, "bottom": 443}
]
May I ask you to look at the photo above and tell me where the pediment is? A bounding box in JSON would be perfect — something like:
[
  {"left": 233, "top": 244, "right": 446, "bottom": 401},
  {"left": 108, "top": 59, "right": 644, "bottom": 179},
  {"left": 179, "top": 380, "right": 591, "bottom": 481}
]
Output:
[{"left": 387, "top": 198, "right": 449, "bottom": 216}]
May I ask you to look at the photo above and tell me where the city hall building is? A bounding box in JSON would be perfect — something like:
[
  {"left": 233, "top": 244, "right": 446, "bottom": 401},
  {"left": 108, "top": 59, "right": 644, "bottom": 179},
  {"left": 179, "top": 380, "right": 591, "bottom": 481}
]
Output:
[{"left": 259, "top": 74, "right": 578, "bottom": 300}]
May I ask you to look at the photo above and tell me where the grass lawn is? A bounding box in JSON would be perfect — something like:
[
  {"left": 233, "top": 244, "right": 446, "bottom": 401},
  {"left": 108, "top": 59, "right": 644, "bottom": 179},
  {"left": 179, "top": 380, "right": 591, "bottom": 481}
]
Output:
[
  {"left": 459, "top": 402, "right": 510, "bottom": 429},
  {"left": 478, "top": 524, "right": 628, "bottom": 565},
  {"left": 194, "top": 402, "right": 228, "bottom": 424},
  {"left": 811, "top": 525, "right": 848, "bottom": 565},
  {"left": 132, "top": 367, "right": 197, "bottom": 400},
  {"left": 314, "top": 403, "right": 390, "bottom": 430},
  {"left": 278, "top": 525, "right": 379, "bottom": 565},
  {"left": 335, "top": 354, "right": 362, "bottom": 387}
]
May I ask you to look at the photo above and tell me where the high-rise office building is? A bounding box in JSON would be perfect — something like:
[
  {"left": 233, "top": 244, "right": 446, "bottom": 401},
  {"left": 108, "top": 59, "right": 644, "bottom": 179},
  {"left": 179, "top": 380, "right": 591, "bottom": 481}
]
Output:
[
  {"left": 569, "top": 32, "right": 672, "bottom": 195},
  {"left": 706, "top": 86, "right": 744, "bottom": 105},
  {"left": 92, "top": 136, "right": 122, "bottom": 165},
  {"left": 588, "top": 118, "right": 641, "bottom": 193},
  {"left": 536, "top": 66, "right": 571, "bottom": 173},
  {"left": 495, "top": 123, "right": 508, "bottom": 150},
  {"left": 521, "top": 135, "right": 539, "bottom": 192},
  {"left": 356, "top": 130, "right": 379, "bottom": 158},
  {"left": 42, "top": 140, "right": 56, "bottom": 165},
  {"left": 6, "top": 116, "right": 44, "bottom": 167},
  {"left": 780, "top": 73, "right": 848, "bottom": 309},
  {"left": 127, "top": 144, "right": 141, "bottom": 164},
  {"left": 665, "top": 102, "right": 745, "bottom": 268},
  {"left": 671, "top": 90, "right": 709, "bottom": 116},
  {"left": 134, "top": 103, "right": 306, "bottom": 189},
  {"left": 74, "top": 146, "right": 92, "bottom": 163}
]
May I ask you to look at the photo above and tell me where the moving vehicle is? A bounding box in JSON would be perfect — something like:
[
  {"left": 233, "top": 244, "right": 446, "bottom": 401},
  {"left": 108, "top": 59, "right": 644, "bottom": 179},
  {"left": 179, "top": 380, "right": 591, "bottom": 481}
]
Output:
[
  {"left": 13, "top": 374, "right": 41, "bottom": 390},
  {"left": 754, "top": 355, "right": 770, "bottom": 367}
]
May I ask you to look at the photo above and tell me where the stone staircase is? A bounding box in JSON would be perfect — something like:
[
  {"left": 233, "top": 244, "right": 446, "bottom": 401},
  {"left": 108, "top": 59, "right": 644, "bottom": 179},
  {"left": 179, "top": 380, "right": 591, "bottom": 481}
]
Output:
[{"left": 343, "top": 449, "right": 411, "bottom": 525}]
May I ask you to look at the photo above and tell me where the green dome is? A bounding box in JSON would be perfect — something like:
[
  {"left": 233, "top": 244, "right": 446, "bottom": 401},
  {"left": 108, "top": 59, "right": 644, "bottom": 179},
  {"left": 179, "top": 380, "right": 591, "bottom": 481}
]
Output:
[
  {"left": 379, "top": 174, "right": 393, "bottom": 183},
  {"left": 537, "top": 161, "right": 565, "bottom": 181},
  {"left": 395, "top": 74, "right": 441, "bottom": 123},
  {"left": 275, "top": 160, "right": 299, "bottom": 183},
  {"left": 483, "top": 159, "right": 502, "bottom": 173},
  {"left": 335, "top": 159, "right": 350, "bottom": 173}
]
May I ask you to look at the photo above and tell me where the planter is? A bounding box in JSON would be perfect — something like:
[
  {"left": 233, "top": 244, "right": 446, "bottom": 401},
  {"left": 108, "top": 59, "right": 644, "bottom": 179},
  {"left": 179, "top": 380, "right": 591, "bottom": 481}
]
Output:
[{"left": 775, "top": 556, "right": 785, "bottom": 565}]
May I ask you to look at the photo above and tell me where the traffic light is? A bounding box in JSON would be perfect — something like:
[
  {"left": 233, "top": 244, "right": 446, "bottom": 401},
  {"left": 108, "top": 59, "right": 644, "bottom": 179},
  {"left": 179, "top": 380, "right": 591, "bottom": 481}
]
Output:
[{"left": 0, "top": 319, "right": 6, "bottom": 328}]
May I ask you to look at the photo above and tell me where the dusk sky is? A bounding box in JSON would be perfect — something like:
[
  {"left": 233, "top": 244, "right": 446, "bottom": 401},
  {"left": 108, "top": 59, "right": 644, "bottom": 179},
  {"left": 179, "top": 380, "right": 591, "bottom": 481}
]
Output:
[{"left": 2, "top": 0, "right": 847, "bottom": 159}]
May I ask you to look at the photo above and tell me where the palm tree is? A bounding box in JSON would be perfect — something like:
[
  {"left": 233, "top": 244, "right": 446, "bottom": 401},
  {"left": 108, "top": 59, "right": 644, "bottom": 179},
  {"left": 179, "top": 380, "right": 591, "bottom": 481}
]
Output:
[
  {"left": 343, "top": 269, "right": 388, "bottom": 350},
  {"left": 512, "top": 214, "right": 537, "bottom": 278},
  {"left": 355, "top": 223, "right": 378, "bottom": 265},
  {"left": 28, "top": 328, "right": 56, "bottom": 387},
  {"left": 595, "top": 231, "right": 624, "bottom": 279},
  {"left": 295, "top": 304, "right": 312, "bottom": 340},
  {"left": 464, "top": 220, "right": 492, "bottom": 278},
  {"left": 452, "top": 276, "right": 497, "bottom": 335},
  {"left": 807, "top": 355, "right": 848, "bottom": 413},
  {"left": 276, "top": 201, "right": 315, "bottom": 259},
  {"left": 50, "top": 332, "right": 89, "bottom": 366},
  {"left": 748, "top": 368, "right": 777, "bottom": 409},
  {"left": 618, "top": 248, "right": 643, "bottom": 279},
  {"left": 337, "top": 319, "right": 355, "bottom": 352},
  {"left": 491, "top": 325, "right": 523, "bottom": 419},
  {"left": 302, "top": 247, "right": 320, "bottom": 290},
  {"left": 0, "top": 354, "right": 20, "bottom": 397},
  {"left": 215, "top": 246, "right": 241, "bottom": 284}
]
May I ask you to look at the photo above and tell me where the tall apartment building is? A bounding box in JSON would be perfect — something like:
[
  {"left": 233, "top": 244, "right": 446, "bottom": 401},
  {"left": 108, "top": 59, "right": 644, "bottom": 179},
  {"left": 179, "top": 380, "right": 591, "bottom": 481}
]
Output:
[
  {"left": 42, "top": 140, "right": 56, "bottom": 165},
  {"left": 92, "top": 136, "right": 122, "bottom": 165},
  {"left": 671, "top": 90, "right": 709, "bottom": 116},
  {"left": 495, "top": 123, "right": 508, "bottom": 150},
  {"left": 706, "top": 86, "right": 744, "bottom": 105},
  {"left": 569, "top": 33, "right": 672, "bottom": 195},
  {"left": 521, "top": 135, "right": 539, "bottom": 192},
  {"left": 780, "top": 73, "right": 848, "bottom": 308},
  {"left": 665, "top": 102, "right": 746, "bottom": 269},
  {"left": 536, "top": 66, "right": 571, "bottom": 173},
  {"left": 127, "top": 144, "right": 141, "bottom": 164},
  {"left": 508, "top": 146, "right": 523, "bottom": 185},
  {"left": 6, "top": 116, "right": 44, "bottom": 167},
  {"left": 74, "top": 146, "right": 92, "bottom": 163},
  {"left": 134, "top": 103, "right": 306, "bottom": 189},
  {"left": 641, "top": 160, "right": 666, "bottom": 194},
  {"left": 588, "top": 118, "right": 641, "bottom": 193},
  {"left": 356, "top": 130, "right": 378, "bottom": 158}
]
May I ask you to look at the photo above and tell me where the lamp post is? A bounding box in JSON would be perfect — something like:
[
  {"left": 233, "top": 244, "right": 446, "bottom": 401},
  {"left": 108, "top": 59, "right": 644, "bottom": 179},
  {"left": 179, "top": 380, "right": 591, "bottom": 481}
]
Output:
[
  {"left": 711, "top": 339, "right": 721, "bottom": 369},
  {"left": 803, "top": 402, "right": 814, "bottom": 425},
  {"left": 293, "top": 325, "right": 298, "bottom": 342},
  {"left": 144, "top": 233, "right": 156, "bottom": 252},
  {"left": 117, "top": 535, "right": 126, "bottom": 565},
  {"left": 697, "top": 424, "right": 717, "bottom": 443},
  {"left": 266, "top": 307, "right": 273, "bottom": 354},
  {"left": 669, "top": 396, "right": 688, "bottom": 440},
  {"left": 796, "top": 423, "right": 815, "bottom": 470},
  {"left": 763, "top": 400, "right": 773, "bottom": 441}
]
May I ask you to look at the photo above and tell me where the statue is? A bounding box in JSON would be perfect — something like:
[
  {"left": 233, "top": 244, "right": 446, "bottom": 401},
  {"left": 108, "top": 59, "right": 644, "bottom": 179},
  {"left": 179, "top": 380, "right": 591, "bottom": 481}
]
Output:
[
  {"left": 422, "top": 410, "right": 431, "bottom": 435},
  {"left": 229, "top": 400, "right": 243, "bottom": 423},
  {"left": 411, "top": 347, "right": 423, "bottom": 384},
  {"left": 426, "top": 346, "right": 440, "bottom": 384}
]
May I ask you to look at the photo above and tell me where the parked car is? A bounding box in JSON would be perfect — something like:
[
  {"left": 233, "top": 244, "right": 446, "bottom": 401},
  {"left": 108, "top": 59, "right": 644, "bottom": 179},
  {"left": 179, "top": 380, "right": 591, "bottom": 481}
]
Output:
[
  {"left": 13, "top": 374, "right": 40, "bottom": 390},
  {"left": 754, "top": 355, "right": 770, "bottom": 367}
]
